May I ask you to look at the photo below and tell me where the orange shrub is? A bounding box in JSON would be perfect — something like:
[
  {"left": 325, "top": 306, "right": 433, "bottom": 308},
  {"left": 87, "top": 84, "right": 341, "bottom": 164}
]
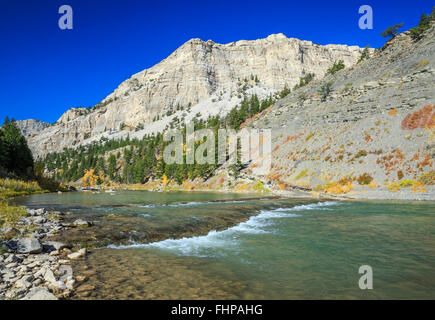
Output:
[
  {"left": 365, "top": 134, "right": 373, "bottom": 142},
  {"left": 401, "top": 105, "right": 434, "bottom": 130}
]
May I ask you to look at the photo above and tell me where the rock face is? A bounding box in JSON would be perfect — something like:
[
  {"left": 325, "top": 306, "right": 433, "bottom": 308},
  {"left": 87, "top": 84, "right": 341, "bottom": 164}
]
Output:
[
  {"left": 15, "top": 119, "right": 49, "bottom": 137},
  {"left": 244, "top": 25, "right": 435, "bottom": 199},
  {"left": 25, "top": 33, "right": 368, "bottom": 158}
]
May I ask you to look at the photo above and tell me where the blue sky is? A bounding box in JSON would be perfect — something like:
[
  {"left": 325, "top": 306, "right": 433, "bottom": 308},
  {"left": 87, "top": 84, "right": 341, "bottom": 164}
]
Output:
[{"left": 0, "top": 0, "right": 433, "bottom": 123}]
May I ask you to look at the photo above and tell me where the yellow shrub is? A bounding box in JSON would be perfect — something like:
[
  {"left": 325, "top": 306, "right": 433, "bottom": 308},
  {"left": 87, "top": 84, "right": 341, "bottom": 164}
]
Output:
[
  {"left": 399, "top": 179, "right": 413, "bottom": 187},
  {"left": 253, "top": 181, "right": 270, "bottom": 193},
  {"left": 305, "top": 132, "right": 315, "bottom": 141},
  {"left": 411, "top": 181, "right": 426, "bottom": 193},
  {"left": 322, "top": 181, "right": 353, "bottom": 194},
  {"left": 296, "top": 169, "right": 308, "bottom": 179},
  {"left": 387, "top": 182, "right": 400, "bottom": 192},
  {"left": 419, "top": 171, "right": 435, "bottom": 185}
]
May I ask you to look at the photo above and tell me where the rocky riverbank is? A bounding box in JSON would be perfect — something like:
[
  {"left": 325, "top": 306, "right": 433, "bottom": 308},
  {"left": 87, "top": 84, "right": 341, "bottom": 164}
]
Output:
[{"left": 0, "top": 208, "right": 90, "bottom": 300}]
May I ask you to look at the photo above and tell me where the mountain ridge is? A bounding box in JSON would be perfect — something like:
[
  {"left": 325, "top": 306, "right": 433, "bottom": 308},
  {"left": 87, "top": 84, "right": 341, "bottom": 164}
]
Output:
[{"left": 25, "top": 33, "right": 369, "bottom": 158}]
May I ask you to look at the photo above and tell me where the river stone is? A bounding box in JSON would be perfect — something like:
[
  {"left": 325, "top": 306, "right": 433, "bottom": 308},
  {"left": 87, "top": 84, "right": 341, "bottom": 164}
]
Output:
[
  {"left": 5, "top": 288, "right": 26, "bottom": 299},
  {"left": 59, "top": 265, "right": 73, "bottom": 281},
  {"left": 27, "top": 208, "right": 45, "bottom": 216},
  {"left": 73, "top": 219, "right": 91, "bottom": 227},
  {"left": 31, "top": 216, "right": 46, "bottom": 224},
  {"left": 21, "top": 287, "right": 58, "bottom": 300},
  {"left": 67, "top": 248, "right": 87, "bottom": 260},
  {"left": 44, "top": 269, "right": 57, "bottom": 285},
  {"left": 44, "top": 241, "right": 68, "bottom": 251},
  {"left": 4, "top": 255, "right": 14, "bottom": 263},
  {"left": 16, "top": 237, "right": 42, "bottom": 254},
  {"left": 15, "top": 277, "right": 32, "bottom": 289}
]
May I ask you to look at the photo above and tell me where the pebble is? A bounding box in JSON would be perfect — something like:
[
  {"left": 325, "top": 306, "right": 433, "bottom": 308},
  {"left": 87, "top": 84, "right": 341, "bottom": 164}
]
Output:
[{"left": 0, "top": 207, "right": 80, "bottom": 300}]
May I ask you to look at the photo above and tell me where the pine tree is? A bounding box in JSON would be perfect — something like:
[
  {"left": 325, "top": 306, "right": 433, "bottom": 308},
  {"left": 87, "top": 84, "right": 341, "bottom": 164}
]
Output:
[
  {"left": 380, "top": 23, "right": 404, "bottom": 39},
  {"left": 0, "top": 118, "right": 34, "bottom": 177}
]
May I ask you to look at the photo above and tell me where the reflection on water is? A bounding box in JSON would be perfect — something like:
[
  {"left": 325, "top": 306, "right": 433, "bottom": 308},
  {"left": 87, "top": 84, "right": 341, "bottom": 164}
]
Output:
[{"left": 14, "top": 192, "right": 435, "bottom": 299}]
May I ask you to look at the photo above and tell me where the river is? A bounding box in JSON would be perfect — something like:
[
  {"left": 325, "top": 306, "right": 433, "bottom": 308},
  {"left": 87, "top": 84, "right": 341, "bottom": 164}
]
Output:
[{"left": 14, "top": 191, "right": 435, "bottom": 299}]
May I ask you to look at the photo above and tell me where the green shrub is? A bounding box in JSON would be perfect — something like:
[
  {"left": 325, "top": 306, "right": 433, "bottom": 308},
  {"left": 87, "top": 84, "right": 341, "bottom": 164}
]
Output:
[
  {"left": 279, "top": 86, "right": 291, "bottom": 98},
  {"left": 397, "top": 170, "right": 404, "bottom": 180},
  {"left": 326, "top": 60, "right": 345, "bottom": 75},
  {"left": 399, "top": 179, "right": 413, "bottom": 187},
  {"left": 294, "top": 73, "right": 315, "bottom": 89},
  {"left": 358, "top": 46, "right": 371, "bottom": 63},
  {"left": 357, "top": 173, "right": 373, "bottom": 185},
  {"left": 318, "top": 82, "right": 333, "bottom": 102},
  {"left": 354, "top": 150, "right": 368, "bottom": 158}
]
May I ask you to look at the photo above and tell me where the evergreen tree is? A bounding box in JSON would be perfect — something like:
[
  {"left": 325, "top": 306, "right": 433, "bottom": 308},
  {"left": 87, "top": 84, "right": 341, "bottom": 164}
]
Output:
[
  {"left": 0, "top": 118, "right": 34, "bottom": 177},
  {"left": 380, "top": 23, "right": 404, "bottom": 39},
  {"left": 409, "top": 8, "right": 435, "bottom": 41}
]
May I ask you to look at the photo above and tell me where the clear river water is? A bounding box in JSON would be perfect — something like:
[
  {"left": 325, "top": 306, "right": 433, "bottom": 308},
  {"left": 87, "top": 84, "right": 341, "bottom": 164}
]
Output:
[{"left": 14, "top": 191, "right": 435, "bottom": 299}]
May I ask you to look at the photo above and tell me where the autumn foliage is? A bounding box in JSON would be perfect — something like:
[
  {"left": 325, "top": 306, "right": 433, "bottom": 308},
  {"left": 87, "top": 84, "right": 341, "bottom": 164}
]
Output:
[
  {"left": 81, "top": 169, "right": 99, "bottom": 187},
  {"left": 401, "top": 105, "right": 434, "bottom": 130}
]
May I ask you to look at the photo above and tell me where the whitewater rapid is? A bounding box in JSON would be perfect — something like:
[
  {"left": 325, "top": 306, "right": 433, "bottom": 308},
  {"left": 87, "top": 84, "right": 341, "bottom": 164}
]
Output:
[{"left": 108, "top": 201, "right": 340, "bottom": 256}]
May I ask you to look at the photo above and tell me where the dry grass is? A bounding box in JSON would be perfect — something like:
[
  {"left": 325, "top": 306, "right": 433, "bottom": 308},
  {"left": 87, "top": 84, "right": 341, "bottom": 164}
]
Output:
[
  {"left": 0, "top": 178, "right": 47, "bottom": 201},
  {"left": 0, "top": 201, "right": 27, "bottom": 230},
  {"left": 416, "top": 59, "right": 429, "bottom": 68}
]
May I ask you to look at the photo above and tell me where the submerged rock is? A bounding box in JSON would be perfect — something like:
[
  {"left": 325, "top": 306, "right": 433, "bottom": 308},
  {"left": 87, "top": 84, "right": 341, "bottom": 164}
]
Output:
[
  {"left": 73, "top": 219, "right": 92, "bottom": 227},
  {"left": 67, "top": 248, "right": 87, "bottom": 260},
  {"left": 43, "top": 241, "right": 68, "bottom": 252}
]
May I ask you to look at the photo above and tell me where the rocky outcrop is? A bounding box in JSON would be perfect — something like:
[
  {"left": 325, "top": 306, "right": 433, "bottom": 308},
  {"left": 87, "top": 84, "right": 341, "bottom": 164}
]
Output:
[
  {"left": 15, "top": 119, "right": 48, "bottom": 137},
  {"left": 26, "top": 34, "right": 368, "bottom": 158},
  {"left": 244, "top": 25, "right": 435, "bottom": 199}
]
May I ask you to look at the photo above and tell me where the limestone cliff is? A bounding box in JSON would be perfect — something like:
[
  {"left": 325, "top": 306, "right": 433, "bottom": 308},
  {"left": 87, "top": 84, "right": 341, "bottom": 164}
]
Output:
[
  {"left": 27, "top": 33, "right": 367, "bottom": 158},
  {"left": 15, "top": 119, "right": 49, "bottom": 137}
]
